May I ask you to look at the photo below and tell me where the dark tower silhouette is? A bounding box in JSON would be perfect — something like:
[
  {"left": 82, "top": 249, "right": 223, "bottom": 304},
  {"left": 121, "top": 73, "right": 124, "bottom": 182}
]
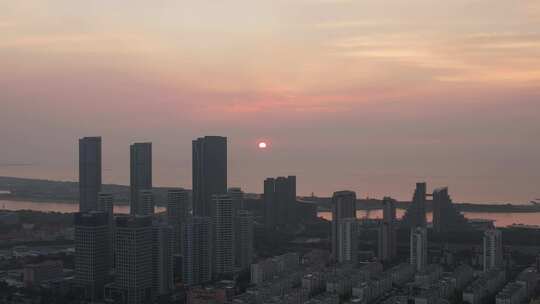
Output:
[
  {"left": 432, "top": 187, "right": 470, "bottom": 233},
  {"left": 263, "top": 178, "right": 276, "bottom": 231},
  {"left": 130, "top": 143, "right": 152, "bottom": 215},
  {"left": 192, "top": 136, "right": 227, "bottom": 217},
  {"left": 331, "top": 190, "right": 356, "bottom": 261},
  {"left": 401, "top": 182, "right": 427, "bottom": 228},
  {"left": 263, "top": 176, "right": 296, "bottom": 230},
  {"left": 79, "top": 137, "right": 102, "bottom": 212},
  {"left": 378, "top": 197, "right": 397, "bottom": 262}
]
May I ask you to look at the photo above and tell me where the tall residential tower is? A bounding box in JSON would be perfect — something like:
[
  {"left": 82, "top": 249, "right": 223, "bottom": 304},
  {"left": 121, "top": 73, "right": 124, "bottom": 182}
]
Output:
[
  {"left": 79, "top": 137, "right": 102, "bottom": 212},
  {"left": 192, "top": 136, "right": 227, "bottom": 217},
  {"left": 331, "top": 191, "right": 357, "bottom": 261},
  {"left": 130, "top": 142, "right": 152, "bottom": 215}
]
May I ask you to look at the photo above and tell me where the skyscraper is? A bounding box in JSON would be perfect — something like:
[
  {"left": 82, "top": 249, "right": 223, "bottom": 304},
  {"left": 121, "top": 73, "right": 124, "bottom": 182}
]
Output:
[
  {"left": 98, "top": 192, "right": 114, "bottom": 268},
  {"left": 182, "top": 217, "right": 213, "bottom": 285},
  {"left": 263, "top": 176, "right": 296, "bottom": 230},
  {"left": 136, "top": 189, "right": 154, "bottom": 216},
  {"left": 228, "top": 187, "right": 244, "bottom": 215},
  {"left": 166, "top": 188, "right": 189, "bottom": 255},
  {"left": 331, "top": 190, "right": 357, "bottom": 261},
  {"left": 192, "top": 136, "right": 227, "bottom": 217},
  {"left": 378, "top": 197, "right": 397, "bottom": 262},
  {"left": 152, "top": 220, "right": 173, "bottom": 296},
  {"left": 79, "top": 137, "right": 101, "bottom": 212},
  {"left": 483, "top": 229, "right": 503, "bottom": 272},
  {"left": 410, "top": 226, "right": 428, "bottom": 272},
  {"left": 432, "top": 187, "right": 470, "bottom": 233},
  {"left": 213, "top": 194, "right": 234, "bottom": 276},
  {"left": 74, "top": 211, "right": 109, "bottom": 300},
  {"left": 336, "top": 218, "right": 360, "bottom": 264},
  {"left": 234, "top": 210, "right": 254, "bottom": 270},
  {"left": 263, "top": 178, "right": 276, "bottom": 231},
  {"left": 130, "top": 142, "right": 152, "bottom": 215},
  {"left": 401, "top": 182, "right": 427, "bottom": 229},
  {"left": 114, "top": 215, "right": 153, "bottom": 304}
]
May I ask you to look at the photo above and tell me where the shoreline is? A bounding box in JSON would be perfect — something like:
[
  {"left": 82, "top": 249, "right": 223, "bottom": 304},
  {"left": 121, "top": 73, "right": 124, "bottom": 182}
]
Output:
[{"left": 0, "top": 196, "right": 129, "bottom": 205}]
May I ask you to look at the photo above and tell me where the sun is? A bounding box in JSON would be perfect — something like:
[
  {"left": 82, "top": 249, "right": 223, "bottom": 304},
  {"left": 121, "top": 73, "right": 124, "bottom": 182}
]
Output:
[{"left": 258, "top": 142, "right": 268, "bottom": 149}]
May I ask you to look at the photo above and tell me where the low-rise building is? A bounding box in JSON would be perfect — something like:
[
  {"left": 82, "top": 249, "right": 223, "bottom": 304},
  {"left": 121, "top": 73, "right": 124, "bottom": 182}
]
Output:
[{"left": 23, "top": 260, "right": 63, "bottom": 287}]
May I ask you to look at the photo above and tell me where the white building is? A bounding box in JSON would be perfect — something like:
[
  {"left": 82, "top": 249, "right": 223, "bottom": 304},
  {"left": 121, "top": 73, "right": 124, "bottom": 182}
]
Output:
[{"left": 410, "top": 227, "right": 428, "bottom": 272}]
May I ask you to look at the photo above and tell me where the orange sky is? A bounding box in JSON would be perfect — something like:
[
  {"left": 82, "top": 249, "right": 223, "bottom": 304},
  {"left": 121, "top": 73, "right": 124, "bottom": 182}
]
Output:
[{"left": 1, "top": 1, "right": 539, "bottom": 202}]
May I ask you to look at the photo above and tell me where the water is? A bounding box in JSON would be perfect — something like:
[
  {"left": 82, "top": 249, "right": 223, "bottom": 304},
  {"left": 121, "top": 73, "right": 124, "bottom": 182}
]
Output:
[
  {"left": 317, "top": 209, "right": 540, "bottom": 228},
  {"left": 0, "top": 200, "right": 165, "bottom": 214},
  {"left": 2, "top": 200, "right": 539, "bottom": 227}
]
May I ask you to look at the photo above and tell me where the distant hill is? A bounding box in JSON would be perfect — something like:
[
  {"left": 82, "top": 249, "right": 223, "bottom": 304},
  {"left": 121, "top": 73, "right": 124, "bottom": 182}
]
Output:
[{"left": 0, "top": 176, "right": 189, "bottom": 205}]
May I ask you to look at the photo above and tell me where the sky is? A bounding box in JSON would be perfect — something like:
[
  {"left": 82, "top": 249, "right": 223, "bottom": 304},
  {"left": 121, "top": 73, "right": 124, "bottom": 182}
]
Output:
[{"left": 1, "top": 0, "right": 539, "bottom": 203}]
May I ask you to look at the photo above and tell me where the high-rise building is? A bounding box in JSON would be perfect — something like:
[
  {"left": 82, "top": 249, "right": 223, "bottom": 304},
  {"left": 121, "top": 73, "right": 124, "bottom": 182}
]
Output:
[
  {"left": 192, "top": 136, "right": 227, "bottom": 217},
  {"left": 97, "top": 192, "right": 114, "bottom": 268},
  {"left": 79, "top": 137, "right": 102, "bottom": 212},
  {"left": 130, "top": 142, "right": 152, "bottom": 215},
  {"left": 263, "top": 176, "right": 296, "bottom": 230},
  {"left": 114, "top": 215, "right": 153, "bottom": 304},
  {"left": 378, "top": 197, "right": 397, "bottom": 262},
  {"left": 74, "top": 211, "right": 109, "bottom": 300},
  {"left": 234, "top": 210, "right": 254, "bottom": 270},
  {"left": 483, "top": 229, "right": 503, "bottom": 272},
  {"left": 213, "top": 194, "right": 234, "bottom": 276},
  {"left": 136, "top": 189, "right": 154, "bottom": 216},
  {"left": 410, "top": 226, "right": 428, "bottom": 272},
  {"left": 432, "top": 187, "right": 470, "bottom": 233},
  {"left": 228, "top": 187, "right": 244, "bottom": 215},
  {"left": 152, "top": 220, "right": 173, "bottom": 296},
  {"left": 167, "top": 188, "right": 189, "bottom": 255},
  {"left": 336, "top": 218, "right": 360, "bottom": 264},
  {"left": 331, "top": 190, "right": 356, "bottom": 261},
  {"left": 182, "top": 217, "right": 213, "bottom": 286},
  {"left": 263, "top": 178, "right": 276, "bottom": 231},
  {"left": 401, "top": 183, "right": 427, "bottom": 229}
]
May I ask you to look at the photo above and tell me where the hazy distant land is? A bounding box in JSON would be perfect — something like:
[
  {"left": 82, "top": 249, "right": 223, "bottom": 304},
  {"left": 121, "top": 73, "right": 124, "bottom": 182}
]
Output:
[{"left": 1, "top": 176, "right": 539, "bottom": 213}]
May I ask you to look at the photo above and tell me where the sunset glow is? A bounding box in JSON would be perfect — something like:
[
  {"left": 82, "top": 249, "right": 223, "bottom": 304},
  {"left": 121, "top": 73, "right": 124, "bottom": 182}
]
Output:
[{"left": 1, "top": 1, "right": 539, "bottom": 202}]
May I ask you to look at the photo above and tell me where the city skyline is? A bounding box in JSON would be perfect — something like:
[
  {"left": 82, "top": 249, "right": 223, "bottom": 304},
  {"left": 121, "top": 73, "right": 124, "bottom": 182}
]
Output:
[
  {"left": 1, "top": 1, "right": 540, "bottom": 203},
  {"left": 3, "top": 2, "right": 540, "bottom": 303}
]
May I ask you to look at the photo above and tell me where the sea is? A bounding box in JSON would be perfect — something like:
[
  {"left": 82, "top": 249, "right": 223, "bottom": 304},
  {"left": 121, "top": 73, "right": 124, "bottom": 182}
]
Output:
[{"left": 1, "top": 200, "right": 539, "bottom": 228}]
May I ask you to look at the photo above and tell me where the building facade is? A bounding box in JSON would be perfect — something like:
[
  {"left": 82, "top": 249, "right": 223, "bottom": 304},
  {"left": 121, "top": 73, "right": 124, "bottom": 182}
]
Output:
[
  {"left": 214, "top": 194, "right": 235, "bottom": 276},
  {"left": 234, "top": 210, "right": 254, "bottom": 270},
  {"left": 130, "top": 142, "right": 152, "bottom": 215},
  {"left": 192, "top": 136, "right": 227, "bottom": 217},
  {"left": 79, "top": 136, "right": 101, "bottom": 212},
  {"left": 166, "top": 188, "right": 189, "bottom": 255},
  {"left": 74, "top": 211, "right": 109, "bottom": 300},
  {"left": 331, "top": 190, "right": 357, "bottom": 261},
  {"left": 484, "top": 229, "right": 503, "bottom": 272},
  {"left": 410, "top": 226, "right": 428, "bottom": 272},
  {"left": 182, "top": 216, "right": 213, "bottom": 285},
  {"left": 378, "top": 197, "right": 397, "bottom": 262},
  {"left": 114, "top": 215, "right": 153, "bottom": 304},
  {"left": 401, "top": 183, "right": 427, "bottom": 229}
]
